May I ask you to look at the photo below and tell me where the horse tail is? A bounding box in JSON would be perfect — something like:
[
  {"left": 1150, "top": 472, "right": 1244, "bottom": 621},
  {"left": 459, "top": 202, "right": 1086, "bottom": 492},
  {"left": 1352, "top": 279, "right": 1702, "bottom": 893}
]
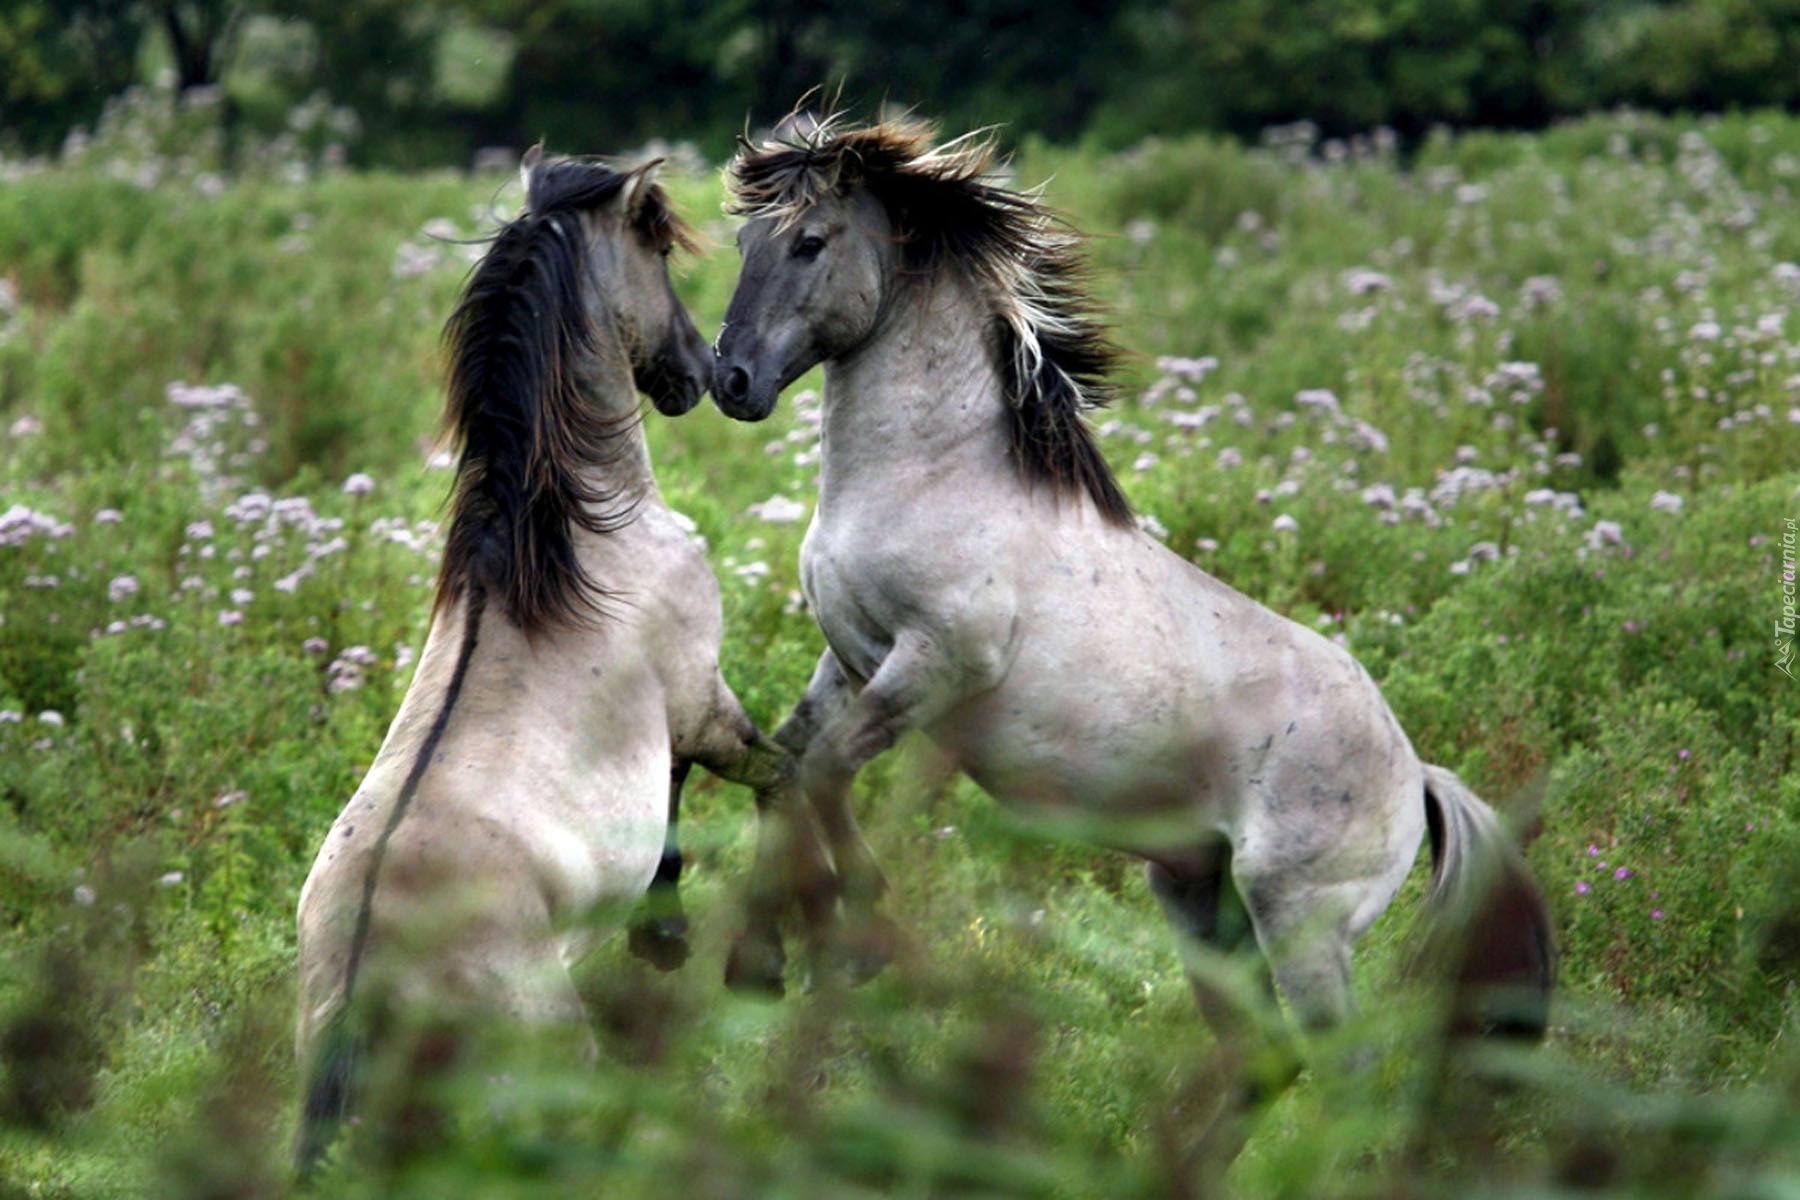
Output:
[
  {"left": 1420, "top": 764, "right": 1556, "bottom": 1041},
  {"left": 294, "top": 1007, "right": 362, "bottom": 1176},
  {"left": 297, "top": 590, "right": 487, "bottom": 1173}
]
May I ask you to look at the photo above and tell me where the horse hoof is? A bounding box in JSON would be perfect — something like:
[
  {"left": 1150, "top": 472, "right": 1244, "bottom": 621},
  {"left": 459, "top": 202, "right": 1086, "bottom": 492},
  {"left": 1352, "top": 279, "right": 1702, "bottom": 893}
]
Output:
[
  {"left": 839, "top": 913, "right": 904, "bottom": 986},
  {"left": 628, "top": 916, "right": 691, "bottom": 972},
  {"left": 724, "top": 937, "right": 786, "bottom": 998}
]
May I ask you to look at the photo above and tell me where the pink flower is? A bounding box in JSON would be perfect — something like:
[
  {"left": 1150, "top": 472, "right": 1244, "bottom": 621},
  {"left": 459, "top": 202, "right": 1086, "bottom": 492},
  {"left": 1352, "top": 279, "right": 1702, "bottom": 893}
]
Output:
[
  {"left": 1614, "top": 867, "right": 1631, "bottom": 880},
  {"left": 1575, "top": 881, "right": 1591, "bottom": 895},
  {"left": 1651, "top": 908, "right": 1664, "bottom": 920}
]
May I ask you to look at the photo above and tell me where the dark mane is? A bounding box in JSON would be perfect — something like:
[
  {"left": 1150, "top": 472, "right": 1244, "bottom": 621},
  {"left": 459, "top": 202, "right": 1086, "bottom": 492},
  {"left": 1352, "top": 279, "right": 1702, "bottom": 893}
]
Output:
[
  {"left": 435, "top": 153, "right": 695, "bottom": 634},
  {"left": 727, "top": 113, "right": 1133, "bottom": 527}
]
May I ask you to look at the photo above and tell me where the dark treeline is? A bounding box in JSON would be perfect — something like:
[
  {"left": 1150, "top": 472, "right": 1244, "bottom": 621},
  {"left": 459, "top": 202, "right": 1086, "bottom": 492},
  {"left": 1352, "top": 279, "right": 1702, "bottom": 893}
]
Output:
[{"left": 6, "top": 0, "right": 1800, "bottom": 164}]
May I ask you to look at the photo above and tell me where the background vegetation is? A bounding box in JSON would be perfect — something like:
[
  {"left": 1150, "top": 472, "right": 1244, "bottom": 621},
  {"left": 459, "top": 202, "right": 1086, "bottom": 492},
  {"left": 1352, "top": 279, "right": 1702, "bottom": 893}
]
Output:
[
  {"left": 2, "top": 55, "right": 1800, "bottom": 1200},
  {"left": 9, "top": 0, "right": 1800, "bottom": 166}
]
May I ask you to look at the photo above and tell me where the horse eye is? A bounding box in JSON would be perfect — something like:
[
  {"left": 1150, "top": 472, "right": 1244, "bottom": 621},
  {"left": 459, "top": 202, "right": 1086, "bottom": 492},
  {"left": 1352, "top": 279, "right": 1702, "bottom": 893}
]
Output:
[{"left": 792, "top": 234, "right": 826, "bottom": 261}]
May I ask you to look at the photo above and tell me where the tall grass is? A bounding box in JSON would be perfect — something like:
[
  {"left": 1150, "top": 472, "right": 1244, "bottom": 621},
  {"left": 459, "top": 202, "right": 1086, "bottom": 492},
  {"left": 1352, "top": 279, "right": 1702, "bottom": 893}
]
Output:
[{"left": 1, "top": 95, "right": 1798, "bottom": 1196}]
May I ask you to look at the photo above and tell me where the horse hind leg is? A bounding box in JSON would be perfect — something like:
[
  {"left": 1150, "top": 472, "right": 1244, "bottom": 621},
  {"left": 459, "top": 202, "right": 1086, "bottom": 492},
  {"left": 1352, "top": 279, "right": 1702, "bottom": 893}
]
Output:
[
  {"left": 1146, "top": 846, "right": 1274, "bottom": 1041},
  {"left": 1147, "top": 845, "right": 1297, "bottom": 1190}
]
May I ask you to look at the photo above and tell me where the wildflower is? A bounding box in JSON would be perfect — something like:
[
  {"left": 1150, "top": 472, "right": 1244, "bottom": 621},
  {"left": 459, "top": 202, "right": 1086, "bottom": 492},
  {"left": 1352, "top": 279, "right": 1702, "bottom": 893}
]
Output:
[
  {"left": 1575, "top": 881, "right": 1590, "bottom": 895},
  {"left": 73, "top": 885, "right": 96, "bottom": 907},
  {"left": 303, "top": 637, "right": 329, "bottom": 654},
  {"left": 1651, "top": 909, "right": 1664, "bottom": 920},
  {"left": 1614, "top": 867, "right": 1632, "bottom": 880},
  {"left": 108, "top": 575, "right": 139, "bottom": 603},
  {"left": 342, "top": 472, "right": 375, "bottom": 496},
  {"left": 1649, "top": 490, "right": 1684, "bottom": 513},
  {"left": 1343, "top": 268, "right": 1393, "bottom": 296},
  {"left": 1295, "top": 388, "right": 1339, "bottom": 411},
  {"left": 1132, "top": 453, "right": 1159, "bottom": 473},
  {"left": 274, "top": 564, "right": 314, "bottom": 593},
  {"left": 225, "top": 492, "right": 272, "bottom": 524},
  {"left": 215, "top": 790, "right": 246, "bottom": 809},
  {"left": 96, "top": 508, "right": 123, "bottom": 523},
  {"left": 1361, "top": 483, "right": 1396, "bottom": 509},
  {"left": 1520, "top": 275, "right": 1562, "bottom": 308},
  {"left": 186, "top": 519, "right": 214, "bottom": 541},
  {"left": 1452, "top": 294, "right": 1500, "bottom": 322},
  {"left": 1216, "top": 447, "right": 1243, "bottom": 470},
  {"left": 747, "top": 495, "right": 807, "bottom": 524},
  {"left": 1136, "top": 514, "right": 1170, "bottom": 541},
  {"left": 1271, "top": 514, "right": 1299, "bottom": 533},
  {"left": 218, "top": 609, "right": 243, "bottom": 626},
  {"left": 1155, "top": 355, "right": 1219, "bottom": 383},
  {"left": 1195, "top": 537, "right": 1219, "bottom": 553},
  {"left": 1586, "top": 520, "right": 1624, "bottom": 549}
]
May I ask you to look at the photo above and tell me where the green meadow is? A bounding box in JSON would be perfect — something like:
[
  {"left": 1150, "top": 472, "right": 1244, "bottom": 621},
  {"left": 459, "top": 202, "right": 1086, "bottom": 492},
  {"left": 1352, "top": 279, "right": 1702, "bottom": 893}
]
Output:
[{"left": 2, "top": 93, "right": 1799, "bottom": 1196}]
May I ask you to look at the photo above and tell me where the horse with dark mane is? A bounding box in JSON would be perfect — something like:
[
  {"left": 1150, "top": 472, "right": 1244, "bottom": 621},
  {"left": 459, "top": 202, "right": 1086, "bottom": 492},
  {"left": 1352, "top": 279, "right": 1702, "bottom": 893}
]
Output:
[
  {"left": 711, "top": 111, "right": 1554, "bottom": 1076},
  {"left": 294, "top": 148, "right": 830, "bottom": 1171}
]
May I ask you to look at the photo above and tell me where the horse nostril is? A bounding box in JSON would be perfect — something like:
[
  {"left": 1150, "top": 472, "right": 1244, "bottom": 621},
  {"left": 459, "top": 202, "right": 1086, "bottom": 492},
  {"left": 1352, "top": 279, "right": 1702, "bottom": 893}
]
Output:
[{"left": 722, "top": 366, "right": 750, "bottom": 402}]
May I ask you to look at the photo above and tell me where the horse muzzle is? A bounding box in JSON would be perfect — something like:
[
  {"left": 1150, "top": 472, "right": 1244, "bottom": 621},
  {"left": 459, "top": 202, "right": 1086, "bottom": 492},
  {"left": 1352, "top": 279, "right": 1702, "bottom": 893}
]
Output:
[
  {"left": 639, "top": 353, "right": 706, "bottom": 417},
  {"left": 710, "top": 358, "right": 780, "bottom": 423}
]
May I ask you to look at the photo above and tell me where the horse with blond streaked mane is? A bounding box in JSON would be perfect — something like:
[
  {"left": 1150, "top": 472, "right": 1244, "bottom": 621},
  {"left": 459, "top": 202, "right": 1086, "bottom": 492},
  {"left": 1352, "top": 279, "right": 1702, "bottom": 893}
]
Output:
[{"left": 711, "top": 110, "right": 1554, "bottom": 1078}]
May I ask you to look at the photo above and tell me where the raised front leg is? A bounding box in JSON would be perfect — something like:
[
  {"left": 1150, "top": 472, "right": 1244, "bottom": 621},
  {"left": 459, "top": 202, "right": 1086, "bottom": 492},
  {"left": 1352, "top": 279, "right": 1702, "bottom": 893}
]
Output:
[
  {"left": 680, "top": 682, "right": 836, "bottom": 997},
  {"left": 788, "top": 638, "right": 963, "bottom": 983}
]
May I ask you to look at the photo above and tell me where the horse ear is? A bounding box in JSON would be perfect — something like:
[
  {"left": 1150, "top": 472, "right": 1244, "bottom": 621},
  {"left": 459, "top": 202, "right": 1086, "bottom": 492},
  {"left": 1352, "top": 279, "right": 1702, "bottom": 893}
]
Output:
[
  {"left": 621, "top": 159, "right": 665, "bottom": 221},
  {"left": 520, "top": 142, "right": 544, "bottom": 203}
]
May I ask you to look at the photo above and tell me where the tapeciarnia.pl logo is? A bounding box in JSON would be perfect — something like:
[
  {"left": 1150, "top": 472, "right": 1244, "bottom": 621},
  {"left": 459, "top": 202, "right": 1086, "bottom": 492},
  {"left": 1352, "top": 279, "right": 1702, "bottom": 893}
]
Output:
[{"left": 1779, "top": 517, "right": 1797, "bottom": 679}]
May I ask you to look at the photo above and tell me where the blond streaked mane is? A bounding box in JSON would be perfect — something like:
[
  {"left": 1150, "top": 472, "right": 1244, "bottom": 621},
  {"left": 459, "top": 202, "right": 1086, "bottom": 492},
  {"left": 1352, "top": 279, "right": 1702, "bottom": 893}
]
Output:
[{"left": 727, "top": 113, "right": 1133, "bottom": 527}]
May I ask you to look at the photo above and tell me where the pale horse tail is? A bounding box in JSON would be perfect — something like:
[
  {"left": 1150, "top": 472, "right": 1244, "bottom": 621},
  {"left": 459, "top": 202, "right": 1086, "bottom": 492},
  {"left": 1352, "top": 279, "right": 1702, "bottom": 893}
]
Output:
[{"left": 1420, "top": 763, "right": 1556, "bottom": 1041}]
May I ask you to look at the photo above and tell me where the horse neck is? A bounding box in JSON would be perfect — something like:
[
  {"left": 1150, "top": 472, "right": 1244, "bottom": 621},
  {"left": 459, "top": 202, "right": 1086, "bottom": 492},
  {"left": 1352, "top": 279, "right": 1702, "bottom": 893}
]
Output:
[
  {"left": 572, "top": 337, "right": 659, "bottom": 503},
  {"left": 819, "top": 269, "right": 1010, "bottom": 500}
]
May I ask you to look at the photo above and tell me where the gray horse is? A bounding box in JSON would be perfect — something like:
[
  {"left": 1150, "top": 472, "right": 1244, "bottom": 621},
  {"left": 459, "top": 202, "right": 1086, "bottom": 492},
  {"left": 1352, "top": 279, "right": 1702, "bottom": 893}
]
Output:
[
  {"left": 711, "top": 114, "right": 1554, "bottom": 1056},
  {"left": 295, "top": 149, "right": 829, "bottom": 1171}
]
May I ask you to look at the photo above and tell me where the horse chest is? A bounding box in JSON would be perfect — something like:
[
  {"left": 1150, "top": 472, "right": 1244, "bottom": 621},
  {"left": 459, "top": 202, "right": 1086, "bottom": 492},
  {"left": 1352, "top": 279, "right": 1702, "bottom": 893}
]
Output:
[{"left": 799, "top": 537, "right": 898, "bottom": 682}]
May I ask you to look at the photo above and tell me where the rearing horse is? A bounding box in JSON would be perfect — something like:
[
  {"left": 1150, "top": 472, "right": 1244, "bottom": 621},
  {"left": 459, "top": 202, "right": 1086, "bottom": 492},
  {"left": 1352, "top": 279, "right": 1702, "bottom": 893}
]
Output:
[
  {"left": 295, "top": 149, "right": 830, "bottom": 1170},
  {"left": 711, "top": 114, "right": 1554, "bottom": 1050}
]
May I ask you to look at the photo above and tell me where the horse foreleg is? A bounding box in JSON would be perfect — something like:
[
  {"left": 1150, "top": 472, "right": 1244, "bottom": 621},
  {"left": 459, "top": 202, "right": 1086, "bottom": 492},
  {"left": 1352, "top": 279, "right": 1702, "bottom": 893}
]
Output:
[
  {"left": 680, "top": 682, "right": 836, "bottom": 996},
  {"left": 794, "top": 637, "right": 965, "bottom": 983},
  {"left": 627, "top": 761, "right": 693, "bottom": 971}
]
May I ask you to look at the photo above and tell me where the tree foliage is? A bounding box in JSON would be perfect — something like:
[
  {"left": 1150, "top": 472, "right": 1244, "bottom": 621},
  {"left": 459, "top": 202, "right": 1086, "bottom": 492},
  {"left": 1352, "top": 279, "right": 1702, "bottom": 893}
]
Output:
[{"left": 6, "top": 0, "right": 1800, "bottom": 163}]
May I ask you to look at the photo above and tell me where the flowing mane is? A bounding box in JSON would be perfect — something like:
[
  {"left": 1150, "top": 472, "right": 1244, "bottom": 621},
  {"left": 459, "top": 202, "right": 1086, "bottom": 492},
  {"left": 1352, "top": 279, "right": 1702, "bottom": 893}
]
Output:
[
  {"left": 435, "top": 154, "right": 696, "bottom": 634},
  {"left": 726, "top": 114, "right": 1133, "bottom": 527}
]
